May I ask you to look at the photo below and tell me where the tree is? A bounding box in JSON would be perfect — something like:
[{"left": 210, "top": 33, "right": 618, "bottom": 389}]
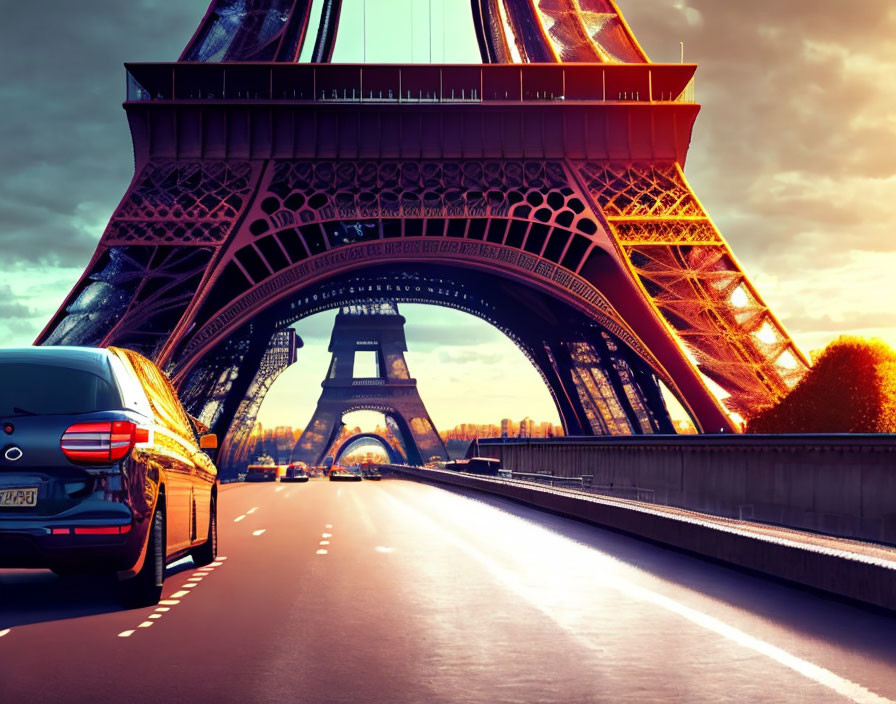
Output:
[{"left": 747, "top": 336, "right": 896, "bottom": 433}]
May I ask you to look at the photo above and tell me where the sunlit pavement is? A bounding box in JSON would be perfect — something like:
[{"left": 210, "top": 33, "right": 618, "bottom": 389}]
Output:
[{"left": 2, "top": 478, "right": 895, "bottom": 703}]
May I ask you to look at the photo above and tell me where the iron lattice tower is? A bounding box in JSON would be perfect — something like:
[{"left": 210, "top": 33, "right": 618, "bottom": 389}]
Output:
[
  {"left": 38, "top": 0, "right": 809, "bottom": 451},
  {"left": 293, "top": 303, "right": 447, "bottom": 467}
]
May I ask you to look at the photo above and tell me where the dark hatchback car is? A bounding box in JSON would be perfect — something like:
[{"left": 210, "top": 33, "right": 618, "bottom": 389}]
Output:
[
  {"left": 328, "top": 467, "right": 362, "bottom": 482},
  {"left": 280, "top": 461, "right": 310, "bottom": 483},
  {"left": 0, "top": 346, "right": 218, "bottom": 606}
]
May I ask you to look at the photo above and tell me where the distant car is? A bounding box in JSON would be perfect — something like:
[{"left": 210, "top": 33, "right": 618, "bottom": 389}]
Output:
[
  {"left": 445, "top": 457, "right": 502, "bottom": 476},
  {"left": 0, "top": 346, "right": 218, "bottom": 607},
  {"left": 360, "top": 465, "right": 382, "bottom": 480},
  {"left": 281, "top": 461, "right": 309, "bottom": 483},
  {"left": 328, "top": 467, "right": 362, "bottom": 482},
  {"left": 246, "top": 455, "right": 277, "bottom": 482}
]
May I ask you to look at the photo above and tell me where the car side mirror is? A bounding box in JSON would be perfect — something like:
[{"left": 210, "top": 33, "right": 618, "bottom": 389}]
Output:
[{"left": 200, "top": 434, "right": 218, "bottom": 450}]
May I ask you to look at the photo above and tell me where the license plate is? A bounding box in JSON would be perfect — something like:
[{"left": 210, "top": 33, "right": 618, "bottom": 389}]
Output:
[{"left": 0, "top": 487, "right": 38, "bottom": 507}]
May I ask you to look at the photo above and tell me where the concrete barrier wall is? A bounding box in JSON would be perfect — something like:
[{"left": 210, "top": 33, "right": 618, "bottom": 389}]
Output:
[{"left": 471, "top": 435, "right": 896, "bottom": 545}]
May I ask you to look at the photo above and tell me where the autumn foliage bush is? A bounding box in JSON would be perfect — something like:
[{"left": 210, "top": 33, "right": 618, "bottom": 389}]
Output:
[{"left": 747, "top": 336, "right": 896, "bottom": 433}]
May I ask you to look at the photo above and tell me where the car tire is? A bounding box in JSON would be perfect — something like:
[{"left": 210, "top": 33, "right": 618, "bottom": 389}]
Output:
[
  {"left": 190, "top": 495, "right": 217, "bottom": 567},
  {"left": 119, "top": 505, "right": 164, "bottom": 608}
]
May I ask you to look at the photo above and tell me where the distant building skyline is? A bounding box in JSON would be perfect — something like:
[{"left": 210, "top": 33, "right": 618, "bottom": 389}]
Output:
[{"left": 234, "top": 414, "right": 567, "bottom": 467}]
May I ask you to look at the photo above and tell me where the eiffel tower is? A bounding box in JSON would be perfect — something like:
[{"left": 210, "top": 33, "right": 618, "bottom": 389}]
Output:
[
  {"left": 37, "top": 0, "right": 809, "bottom": 458},
  {"left": 292, "top": 303, "right": 447, "bottom": 467}
]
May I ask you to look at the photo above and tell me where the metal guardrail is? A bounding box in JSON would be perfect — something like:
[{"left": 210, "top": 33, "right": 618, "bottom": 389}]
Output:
[{"left": 474, "top": 434, "right": 896, "bottom": 449}]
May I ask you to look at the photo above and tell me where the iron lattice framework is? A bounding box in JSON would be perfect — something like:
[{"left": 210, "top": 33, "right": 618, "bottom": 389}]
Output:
[
  {"left": 213, "top": 328, "right": 299, "bottom": 474},
  {"left": 38, "top": 0, "right": 809, "bottom": 450},
  {"left": 292, "top": 304, "right": 448, "bottom": 467}
]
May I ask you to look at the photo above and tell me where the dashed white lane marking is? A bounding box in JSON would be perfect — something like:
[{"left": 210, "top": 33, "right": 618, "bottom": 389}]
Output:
[
  {"left": 252, "top": 529, "right": 266, "bottom": 536},
  {"left": 247, "top": 507, "right": 258, "bottom": 514},
  {"left": 322, "top": 532, "right": 332, "bottom": 538},
  {"left": 320, "top": 540, "right": 330, "bottom": 545},
  {"left": 316, "top": 549, "right": 328, "bottom": 555},
  {"left": 119, "top": 558, "right": 227, "bottom": 640},
  {"left": 325, "top": 524, "right": 333, "bottom": 529},
  {"left": 234, "top": 515, "right": 246, "bottom": 523},
  {"left": 375, "top": 546, "right": 395, "bottom": 553},
  {"left": 275, "top": 486, "right": 284, "bottom": 493},
  {"left": 0, "top": 628, "right": 10, "bottom": 638}
]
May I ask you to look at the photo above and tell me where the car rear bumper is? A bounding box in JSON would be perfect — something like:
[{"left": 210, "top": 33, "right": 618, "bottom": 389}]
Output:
[{"left": 0, "top": 507, "right": 138, "bottom": 571}]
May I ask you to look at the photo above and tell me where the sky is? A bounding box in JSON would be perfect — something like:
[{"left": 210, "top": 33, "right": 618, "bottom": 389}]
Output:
[{"left": 1, "top": 0, "right": 895, "bottom": 432}]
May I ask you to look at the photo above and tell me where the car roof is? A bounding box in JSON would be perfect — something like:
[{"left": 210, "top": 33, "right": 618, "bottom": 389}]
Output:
[{"left": 0, "top": 346, "right": 115, "bottom": 377}]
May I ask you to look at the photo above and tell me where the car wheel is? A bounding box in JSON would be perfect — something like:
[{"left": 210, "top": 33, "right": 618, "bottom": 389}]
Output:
[
  {"left": 119, "top": 505, "right": 164, "bottom": 608},
  {"left": 190, "top": 495, "right": 217, "bottom": 567}
]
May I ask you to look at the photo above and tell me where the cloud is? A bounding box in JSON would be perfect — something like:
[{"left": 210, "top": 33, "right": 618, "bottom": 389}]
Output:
[
  {"left": 0, "top": 0, "right": 209, "bottom": 266},
  {"left": 437, "top": 348, "right": 504, "bottom": 366},
  {"left": 621, "top": 0, "right": 896, "bottom": 351}
]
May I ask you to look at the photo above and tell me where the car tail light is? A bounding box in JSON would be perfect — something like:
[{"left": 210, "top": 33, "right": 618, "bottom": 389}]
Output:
[
  {"left": 51, "top": 525, "right": 132, "bottom": 535},
  {"left": 60, "top": 421, "right": 150, "bottom": 464},
  {"left": 73, "top": 525, "right": 131, "bottom": 535}
]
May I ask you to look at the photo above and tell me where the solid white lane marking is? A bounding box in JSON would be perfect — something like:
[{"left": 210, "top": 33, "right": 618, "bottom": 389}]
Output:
[
  {"left": 252, "top": 529, "right": 266, "bottom": 536},
  {"left": 118, "top": 630, "right": 135, "bottom": 638},
  {"left": 149, "top": 614, "right": 162, "bottom": 620},
  {"left": 137, "top": 621, "right": 153, "bottom": 628},
  {"left": 155, "top": 607, "right": 170, "bottom": 612},
  {"left": 319, "top": 540, "right": 330, "bottom": 545},
  {"left": 0, "top": 628, "right": 10, "bottom": 638},
  {"left": 247, "top": 507, "right": 258, "bottom": 514},
  {"left": 375, "top": 546, "right": 394, "bottom": 553},
  {"left": 171, "top": 590, "right": 190, "bottom": 598},
  {"left": 159, "top": 599, "right": 181, "bottom": 605},
  {"left": 322, "top": 532, "right": 332, "bottom": 538},
  {"left": 382, "top": 490, "right": 895, "bottom": 704},
  {"left": 316, "top": 549, "right": 328, "bottom": 555},
  {"left": 275, "top": 487, "right": 284, "bottom": 493},
  {"left": 234, "top": 515, "right": 246, "bottom": 523}
]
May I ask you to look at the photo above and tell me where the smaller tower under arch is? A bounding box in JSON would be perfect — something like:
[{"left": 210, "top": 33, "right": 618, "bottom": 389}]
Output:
[{"left": 291, "top": 303, "right": 448, "bottom": 466}]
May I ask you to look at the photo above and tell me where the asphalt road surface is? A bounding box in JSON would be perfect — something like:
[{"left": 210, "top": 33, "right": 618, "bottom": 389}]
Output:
[{"left": 1, "top": 478, "right": 895, "bottom": 703}]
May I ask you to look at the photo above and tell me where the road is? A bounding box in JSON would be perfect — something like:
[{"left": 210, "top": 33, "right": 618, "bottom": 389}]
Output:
[{"left": 1, "top": 477, "right": 895, "bottom": 703}]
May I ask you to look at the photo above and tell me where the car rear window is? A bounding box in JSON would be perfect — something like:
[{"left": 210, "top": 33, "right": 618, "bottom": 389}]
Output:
[{"left": 0, "top": 363, "right": 121, "bottom": 416}]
